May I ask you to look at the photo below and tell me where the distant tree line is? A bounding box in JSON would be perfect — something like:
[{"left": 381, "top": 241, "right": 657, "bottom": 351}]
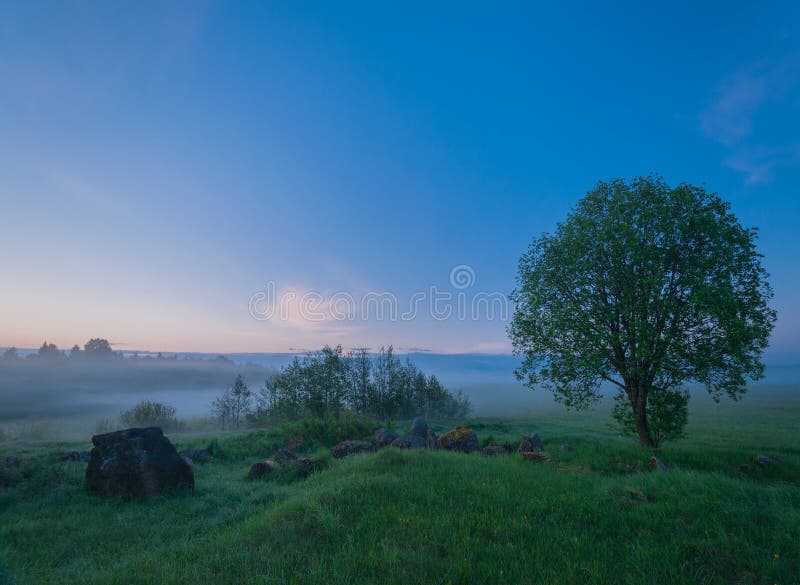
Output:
[
  {"left": 0, "top": 339, "right": 241, "bottom": 366},
  {"left": 210, "top": 345, "right": 471, "bottom": 427}
]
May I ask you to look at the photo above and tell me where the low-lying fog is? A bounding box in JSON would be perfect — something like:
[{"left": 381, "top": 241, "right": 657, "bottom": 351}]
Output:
[{"left": 1, "top": 350, "right": 798, "bottom": 441}]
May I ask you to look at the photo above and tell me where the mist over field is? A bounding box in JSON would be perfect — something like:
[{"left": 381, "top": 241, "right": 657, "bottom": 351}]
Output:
[{"left": 2, "top": 349, "right": 798, "bottom": 437}]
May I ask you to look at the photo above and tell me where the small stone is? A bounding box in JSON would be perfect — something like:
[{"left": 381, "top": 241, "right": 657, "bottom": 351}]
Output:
[
  {"left": 373, "top": 428, "right": 399, "bottom": 447},
  {"left": 5, "top": 455, "right": 21, "bottom": 468},
  {"left": 481, "top": 442, "right": 513, "bottom": 456},
  {"left": 558, "top": 444, "right": 570, "bottom": 453},
  {"left": 293, "top": 457, "right": 313, "bottom": 478},
  {"left": 248, "top": 459, "right": 279, "bottom": 480},
  {"left": 331, "top": 440, "right": 375, "bottom": 459},
  {"left": 649, "top": 456, "right": 666, "bottom": 471},
  {"left": 628, "top": 489, "right": 648, "bottom": 502},
  {"left": 273, "top": 449, "right": 298, "bottom": 465},
  {"left": 755, "top": 454, "right": 776, "bottom": 466},
  {"left": 521, "top": 451, "right": 551, "bottom": 462},
  {"left": 518, "top": 433, "right": 545, "bottom": 453}
]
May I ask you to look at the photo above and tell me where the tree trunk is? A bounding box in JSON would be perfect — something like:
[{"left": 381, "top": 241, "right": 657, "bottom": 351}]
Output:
[{"left": 633, "top": 388, "right": 655, "bottom": 447}]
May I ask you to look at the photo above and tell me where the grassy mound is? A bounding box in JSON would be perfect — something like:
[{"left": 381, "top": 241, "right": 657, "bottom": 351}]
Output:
[{"left": 1, "top": 414, "right": 798, "bottom": 584}]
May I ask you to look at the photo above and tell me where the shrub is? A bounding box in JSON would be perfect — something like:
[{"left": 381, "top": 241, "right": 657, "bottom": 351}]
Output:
[{"left": 118, "top": 400, "right": 182, "bottom": 431}]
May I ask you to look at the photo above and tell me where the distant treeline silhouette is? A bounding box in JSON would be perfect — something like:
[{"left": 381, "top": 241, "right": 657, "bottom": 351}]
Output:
[{"left": 1, "top": 339, "right": 237, "bottom": 365}]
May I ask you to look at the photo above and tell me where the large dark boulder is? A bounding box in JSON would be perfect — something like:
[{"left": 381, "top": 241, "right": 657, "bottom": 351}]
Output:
[
  {"left": 85, "top": 427, "right": 194, "bottom": 498},
  {"left": 390, "top": 434, "right": 428, "bottom": 449},
  {"left": 332, "top": 440, "right": 375, "bottom": 459},
  {"left": 438, "top": 427, "right": 479, "bottom": 453},
  {"left": 373, "top": 428, "right": 399, "bottom": 447}
]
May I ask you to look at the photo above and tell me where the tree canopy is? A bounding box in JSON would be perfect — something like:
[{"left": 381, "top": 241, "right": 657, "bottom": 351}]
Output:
[{"left": 509, "top": 175, "right": 776, "bottom": 446}]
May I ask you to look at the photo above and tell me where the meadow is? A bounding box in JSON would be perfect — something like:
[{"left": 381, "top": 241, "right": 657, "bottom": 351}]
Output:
[{"left": 1, "top": 385, "right": 798, "bottom": 585}]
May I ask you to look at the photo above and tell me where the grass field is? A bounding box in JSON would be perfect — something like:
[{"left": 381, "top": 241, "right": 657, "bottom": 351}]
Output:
[{"left": 1, "top": 393, "right": 799, "bottom": 585}]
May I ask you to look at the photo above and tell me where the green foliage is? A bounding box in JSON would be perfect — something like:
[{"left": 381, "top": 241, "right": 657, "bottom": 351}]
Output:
[
  {"left": 211, "top": 374, "right": 253, "bottom": 430},
  {"left": 216, "top": 412, "right": 378, "bottom": 461},
  {"left": 83, "top": 338, "right": 115, "bottom": 358},
  {"left": 252, "top": 345, "right": 470, "bottom": 424},
  {"left": 510, "top": 175, "right": 776, "bottom": 446},
  {"left": 118, "top": 400, "right": 182, "bottom": 431}
]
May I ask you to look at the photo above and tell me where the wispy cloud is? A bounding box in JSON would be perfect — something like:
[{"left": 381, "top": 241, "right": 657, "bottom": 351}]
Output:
[
  {"left": 701, "top": 57, "right": 798, "bottom": 146},
  {"left": 724, "top": 145, "right": 800, "bottom": 185},
  {"left": 700, "top": 55, "right": 800, "bottom": 184}
]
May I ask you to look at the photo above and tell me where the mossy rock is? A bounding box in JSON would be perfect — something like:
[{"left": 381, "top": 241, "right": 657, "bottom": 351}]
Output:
[{"left": 437, "top": 427, "right": 479, "bottom": 453}]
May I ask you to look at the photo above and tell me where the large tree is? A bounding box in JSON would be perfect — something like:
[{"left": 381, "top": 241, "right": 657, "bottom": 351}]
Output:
[{"left": 509, "top": 176, "right": 776, "bottom": 447}]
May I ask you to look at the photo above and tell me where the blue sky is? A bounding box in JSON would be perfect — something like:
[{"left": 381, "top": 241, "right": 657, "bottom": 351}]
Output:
[{"left": 1, "top": 2, "right": 799, "bottom": 356}]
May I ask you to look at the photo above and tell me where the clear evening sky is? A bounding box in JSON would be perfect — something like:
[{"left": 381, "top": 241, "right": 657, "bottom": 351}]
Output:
[{"left": 1, "top": 2, "right": 798, "bottom": 356}]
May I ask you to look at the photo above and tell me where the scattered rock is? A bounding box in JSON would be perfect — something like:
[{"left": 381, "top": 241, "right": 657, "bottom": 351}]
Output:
[
  {"left": 60, "top": 450, "right": 90, "bottom": 462},
  {"left": 390, "top": 434, "right": 428, "bottom": 449},
  {"left": 427, "top": 430, "right": 439, "bottom": 450},
  {"left": 373, "top": 428, "right": 398, "bottom": 447},
  {"left": 332, "top": 440, "right": 375, "bottom": 459},
  {"left": 293, "top": 457, "right": 313, "bottom": 478},
  {"left": 410, "top": 417, "right": 428, "bottom": 438},
  {"left": 438, "top": 427, "right": 480, "bottom": 453},
  {"left": 627, "top": 489, "right": 648, "bottom": 503},
  {"left": 273, "top": 449, "right": 298, "bottom": 465},
  {"left": 178, "top": 449, "right": 211, "bottom": 464},
  {"left": 521, "top": 451, "right": 551, "bottom": 462},
  {"left": 518, "top": 433, "right": 545, "bottom": 453},
  {"left": 271, "top": 448, "right": 313, "bottom": 477},
  {"left": 755, "top": 454, "right": 776, "bottom": 466},
  {"left": 649, "top": 456, "right": 667, "bottom": 472},
  {"left": 5, "top": 455, "right": 20, "bottom": 468},
  {"left": 481, "top": 442, "right": 513, "bottom": 456},
  {"left": 248, "top": 459, "right": 280, "bottom": 480},
  {"left": 0, "top": 466, "right": 22, "bottom": 488},
  {"left": 558, "top": 444, "right": 570, "bottom": 453},
  {"left": 85, "top": 427, "right": 194, "bottom": 499}
]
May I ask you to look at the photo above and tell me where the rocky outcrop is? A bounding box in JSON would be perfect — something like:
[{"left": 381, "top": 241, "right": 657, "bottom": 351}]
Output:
[
  {"left": 438, "top": 427, "right": 479, "bottom": 453},
  {"left": 85, "top": 427, "right": 194, "bottom": 498},
  {"left": 373, "top": 428, "right": 399, "bottom": 447},
  {"left": 332, "top": 440, "right": 375, "bottom": 459}
]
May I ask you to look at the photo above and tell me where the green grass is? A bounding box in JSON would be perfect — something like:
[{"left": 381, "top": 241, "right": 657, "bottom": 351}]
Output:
[{"left": 1, "top": 407, "right": 799, "bottom": 584}]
